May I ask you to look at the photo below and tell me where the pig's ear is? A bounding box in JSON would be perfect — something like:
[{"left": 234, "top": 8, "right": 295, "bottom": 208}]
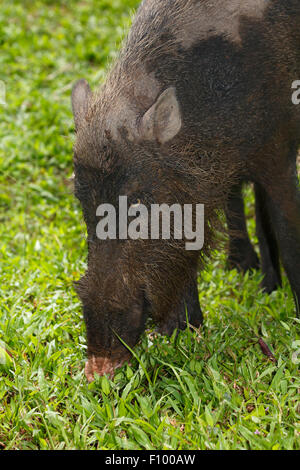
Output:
[
  {"left": 139, "top": 87, "right": 182, "bottom": 144},
  {"left": 71, "top": 79, "right": 91, "bottom": 130}
]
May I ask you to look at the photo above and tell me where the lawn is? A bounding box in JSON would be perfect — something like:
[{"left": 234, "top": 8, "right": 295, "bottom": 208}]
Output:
[{"left": 0, "top": 0, "right": 299, "bottom": 450}]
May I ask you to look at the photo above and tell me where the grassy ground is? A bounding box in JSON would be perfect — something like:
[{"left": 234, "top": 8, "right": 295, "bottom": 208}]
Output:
[{"left": 0, "top": 0, "right": 299, "bottom": 450}]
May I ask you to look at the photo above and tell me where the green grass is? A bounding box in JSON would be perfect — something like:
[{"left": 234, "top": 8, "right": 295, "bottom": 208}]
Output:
[{"left": 0, "top": 0, "right": 299, "bottom": 450}]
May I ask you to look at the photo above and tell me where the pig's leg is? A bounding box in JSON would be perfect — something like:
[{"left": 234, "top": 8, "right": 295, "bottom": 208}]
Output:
[
  {"left": 179, "top": 278, "right": 203, "bottom": 329},
  {"left": 226, "top": 183, "right": 259, "bottom": 272},
  {"left": 158, "top": 278, "right": 203, "bottom": 336},
  {"left": 262, "top": 148, "right": 300, "bottom": 315},
  {"left": 254, "top": 183, "right": 282, "bottom": 293}
]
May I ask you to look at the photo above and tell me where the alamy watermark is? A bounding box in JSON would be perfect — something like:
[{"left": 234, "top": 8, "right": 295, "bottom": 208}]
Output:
[
  {"left": 0, "top": 81, "right": 6, "bottom": 106},
  {"left": 291, "top": 340, "right": 300, "bottom": 365},
  {"left": 291, "top": 80, "right": 300, "bottom": 105},
  {"left": 95, "top": 196, "right": 205, "bottom": 251}
]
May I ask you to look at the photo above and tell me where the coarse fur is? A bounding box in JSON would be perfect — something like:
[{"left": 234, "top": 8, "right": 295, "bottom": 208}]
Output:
[{"left": 72, "top": 0, "right": 300, "bottom": 380}]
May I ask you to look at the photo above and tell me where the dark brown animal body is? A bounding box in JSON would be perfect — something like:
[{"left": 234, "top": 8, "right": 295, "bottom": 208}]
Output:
[{"left": 71, "top": 0, "right": 300, "bottom": 381}]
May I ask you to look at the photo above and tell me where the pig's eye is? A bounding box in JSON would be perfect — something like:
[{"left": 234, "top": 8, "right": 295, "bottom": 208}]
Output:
[
  {"left": 128, "top": 192, "right": 153, "bottom": 208},
  {"left": 128, "top": 194, "right": 143, "bottom": 208},
  {"left": 130, "top": 198, "right": 141, "bottom": 208}
]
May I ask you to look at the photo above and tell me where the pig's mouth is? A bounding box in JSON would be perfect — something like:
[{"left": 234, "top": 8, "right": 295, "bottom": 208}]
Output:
[{"left": 84, "top": 293, "right": 150, "bottom": 382}]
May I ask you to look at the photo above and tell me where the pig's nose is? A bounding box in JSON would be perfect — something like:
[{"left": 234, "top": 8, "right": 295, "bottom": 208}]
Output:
[
  {"left": 85, "top": 356, "right": 115, "bottom": 382},
  {"left": 84, "top": 354, "right": 131, "bottom": 382}
]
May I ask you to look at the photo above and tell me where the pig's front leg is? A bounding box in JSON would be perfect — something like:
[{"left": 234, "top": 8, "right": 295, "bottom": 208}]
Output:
[{"left": 158, "top": 278, "right": 203, "bottom": 336}]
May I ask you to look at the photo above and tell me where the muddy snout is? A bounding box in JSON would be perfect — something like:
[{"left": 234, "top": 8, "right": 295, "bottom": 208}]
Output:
[
  {"left": 83, "top": 293, "right": 149, "bottom": 382},
  {"left": 85, "top": 353, "right": 132, "bottom": 382}
]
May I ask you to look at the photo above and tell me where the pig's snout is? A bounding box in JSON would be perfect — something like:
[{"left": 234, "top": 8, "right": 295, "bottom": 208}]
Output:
[
  {"left": 82, "top": 294, "right": 149, "bottom": 382},
  {"left": 84, "top": 354, "right": 131, "bottom": 382}
]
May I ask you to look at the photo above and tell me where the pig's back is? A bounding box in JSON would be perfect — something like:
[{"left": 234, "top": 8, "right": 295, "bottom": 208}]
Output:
[{"left": 120, "top": 0, "right": 300, "bottom": 147}]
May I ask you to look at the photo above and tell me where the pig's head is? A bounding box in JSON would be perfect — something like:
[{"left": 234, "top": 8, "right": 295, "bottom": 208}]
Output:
[{"left": 71, "top": 78, "right": 211, "bottom": 382}]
